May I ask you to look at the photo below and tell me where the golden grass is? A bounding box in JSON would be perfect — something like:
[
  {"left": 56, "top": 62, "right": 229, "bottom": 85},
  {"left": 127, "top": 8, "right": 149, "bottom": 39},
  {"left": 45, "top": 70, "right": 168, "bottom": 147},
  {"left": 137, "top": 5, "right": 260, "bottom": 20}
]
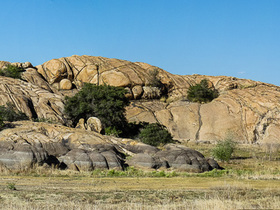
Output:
[{"left": 0, "top": 175, "right": 279, "bottom": 209}]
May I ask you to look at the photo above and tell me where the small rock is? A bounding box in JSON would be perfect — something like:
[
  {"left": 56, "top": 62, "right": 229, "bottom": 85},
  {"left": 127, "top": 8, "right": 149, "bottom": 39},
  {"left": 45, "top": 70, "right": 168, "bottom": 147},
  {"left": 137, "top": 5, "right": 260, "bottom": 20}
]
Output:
[
  {"left": 22, "top": 62, "right": 33, "bottom": 69},
  {"left": 11, "top": 62, "right": 22, "bottom": 68},
  {"left": 60, "top": 79, "right": 72, "bottom": 90},
  {"left": 125, "top": 87, "right": 133, "bottom": 99},
  {"left": 86, "top": 117, "right": 102, "bottom": 133},
  {"left": 75, "top": 118, "right": 86, "bottom": 130},
  {"left": 132, "top": 85, "right": 143, "bottom": 99}
]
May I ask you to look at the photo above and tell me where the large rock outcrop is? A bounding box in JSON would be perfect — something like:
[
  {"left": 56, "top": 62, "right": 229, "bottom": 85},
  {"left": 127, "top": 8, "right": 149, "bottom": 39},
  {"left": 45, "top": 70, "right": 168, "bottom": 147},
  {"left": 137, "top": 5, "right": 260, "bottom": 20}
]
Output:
[
  {"left": 1, "top": 55, "right": 280, "bottom": 145},
  {"left": 34, "top": 55, "right": 280, "bottom": 144},
  {"left": 0, "top": 121, "right": 219, "bottom": 172}
]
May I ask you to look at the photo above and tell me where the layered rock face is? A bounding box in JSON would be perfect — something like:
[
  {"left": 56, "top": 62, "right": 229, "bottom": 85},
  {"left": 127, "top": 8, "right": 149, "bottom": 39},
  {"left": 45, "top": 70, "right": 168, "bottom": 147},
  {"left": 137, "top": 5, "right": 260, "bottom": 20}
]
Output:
[
  {"left": 35, "top": 55, "right": 280, "bottom": 144},
  {"left": 0, "top": 121, "right": 219, "bottom": 172},
  {"left": 0, "top": 76, "right": 65, "bottom": 123}
]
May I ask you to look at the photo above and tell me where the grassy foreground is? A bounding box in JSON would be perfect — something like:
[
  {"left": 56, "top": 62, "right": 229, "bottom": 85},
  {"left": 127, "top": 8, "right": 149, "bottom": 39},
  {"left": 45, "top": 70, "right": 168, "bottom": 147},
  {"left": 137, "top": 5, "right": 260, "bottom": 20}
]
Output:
[
  {"left": 0, "top": 143, "right": 279, "bottom": 209},
  {"left": 0, "top": 175, "right": 279, "bottom": 210}
]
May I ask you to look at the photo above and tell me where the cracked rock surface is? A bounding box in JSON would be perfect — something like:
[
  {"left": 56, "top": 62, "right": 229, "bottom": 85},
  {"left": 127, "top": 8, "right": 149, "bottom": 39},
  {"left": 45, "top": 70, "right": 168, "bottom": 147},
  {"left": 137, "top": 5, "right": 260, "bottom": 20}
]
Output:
[{"left": 35, "top": 55, "right": 280, "bottom": 144}]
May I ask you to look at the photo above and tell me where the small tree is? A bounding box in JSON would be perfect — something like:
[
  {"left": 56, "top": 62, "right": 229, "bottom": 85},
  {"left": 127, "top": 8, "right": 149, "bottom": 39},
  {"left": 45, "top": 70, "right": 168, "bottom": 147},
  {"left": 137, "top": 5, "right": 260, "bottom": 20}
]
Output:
[
  {"left": 0, "top": 64, "right": 24, "bottom": 79},
  {"left": 187, "top": 79, "right": 218, "bottom": 103},
  {"left": 212, "top": 136, "right": 236, "bottom": 162},
  {"left": 64, "top": 83, "right": 129, "bottom": 132},
  {"left": 139, "top": 123, "right": 174, "bottom": 147}
]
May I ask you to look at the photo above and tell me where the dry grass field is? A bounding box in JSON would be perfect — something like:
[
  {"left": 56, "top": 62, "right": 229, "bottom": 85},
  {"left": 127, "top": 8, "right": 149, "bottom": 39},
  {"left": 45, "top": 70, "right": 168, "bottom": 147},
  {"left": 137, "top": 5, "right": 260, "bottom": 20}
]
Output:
[{"left": 0, "top": 143, "right": 279, "bottom": 210}]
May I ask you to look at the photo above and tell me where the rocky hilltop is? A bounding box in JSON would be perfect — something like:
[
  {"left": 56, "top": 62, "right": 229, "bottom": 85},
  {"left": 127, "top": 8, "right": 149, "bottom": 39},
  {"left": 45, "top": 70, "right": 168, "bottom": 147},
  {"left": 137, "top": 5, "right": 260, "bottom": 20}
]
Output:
[
  {"left": 34, "top": 55, "right": 280, "bottom": 144},
  {"left": 1, "top": 55, "right": 280, "bottom": 144}
]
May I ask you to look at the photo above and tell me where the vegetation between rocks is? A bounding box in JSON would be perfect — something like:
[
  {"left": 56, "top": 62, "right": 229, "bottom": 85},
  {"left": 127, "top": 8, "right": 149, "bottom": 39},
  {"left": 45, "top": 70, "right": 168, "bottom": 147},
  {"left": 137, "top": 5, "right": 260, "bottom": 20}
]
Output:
[
  {"left": 187, "top": 79, "right": 219, "bottom": 103},
  {"left": 138, "top": 123, "right": 175, "bottom": 147},
  {"left": 0, "top": 64, "right": 24, "bottom": 80},
  {"left": 0, "top": 103, "right": 28, "bottom": 128},
  {"left": 64, "top": 83, "right": 129, "bottom": 133},
  {"left": 64, "top": 83, "right": 174, "bottom": 146}
]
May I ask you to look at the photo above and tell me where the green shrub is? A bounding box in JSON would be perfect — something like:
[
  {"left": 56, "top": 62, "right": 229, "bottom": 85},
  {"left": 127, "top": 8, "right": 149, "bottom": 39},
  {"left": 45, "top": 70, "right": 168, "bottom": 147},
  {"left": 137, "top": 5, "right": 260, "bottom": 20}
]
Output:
[
  {"left": 104, "top": 126, "right": 122, "bottom": 137},
  {"left": 187, "top": 79, "right": 218, "bottom": 103},
  {"left": 139, "top": 123, "right": 174, "bottom": 147},
  {"left": 0, "top": 64, "right": 23, "bottom": 79},
  {"left": 212, "top": 136, "right": 236, "bottom": 162},
  {"left": 0, "top": 103, "right": 28, "bottom": 122},
  {"left": 64, "top": 83, "right": 129, "bottom": 131}
]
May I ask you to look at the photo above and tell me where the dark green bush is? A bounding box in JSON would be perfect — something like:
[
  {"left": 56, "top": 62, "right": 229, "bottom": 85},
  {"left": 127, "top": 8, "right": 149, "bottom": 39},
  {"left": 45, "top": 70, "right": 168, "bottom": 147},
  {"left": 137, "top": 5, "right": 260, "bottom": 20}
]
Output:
[
  {"left": 0, "top": 64, "right": 24, "bottom": 79},
  {"left": 212, "top": 136, "right": 236, "bottom": 162},
  {"left": 139, "top": 123, "right": 174, "bottom": 147},
  {"left": 187, "top": 79, "right": 218, "bottom": 103},
  {"left": 0, "top": 103, "right": 28, "bottom": 122},
  {"left": 64, "top": 83, "right": 129, "bottom": 131}
]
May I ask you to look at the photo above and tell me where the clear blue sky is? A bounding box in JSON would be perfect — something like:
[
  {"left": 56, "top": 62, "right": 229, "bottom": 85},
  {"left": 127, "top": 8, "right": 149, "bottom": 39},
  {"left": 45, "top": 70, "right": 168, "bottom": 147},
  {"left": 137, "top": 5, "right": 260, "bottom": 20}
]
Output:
[{"left": 1, "top": 0, "right": 280, "bottom": 85}]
